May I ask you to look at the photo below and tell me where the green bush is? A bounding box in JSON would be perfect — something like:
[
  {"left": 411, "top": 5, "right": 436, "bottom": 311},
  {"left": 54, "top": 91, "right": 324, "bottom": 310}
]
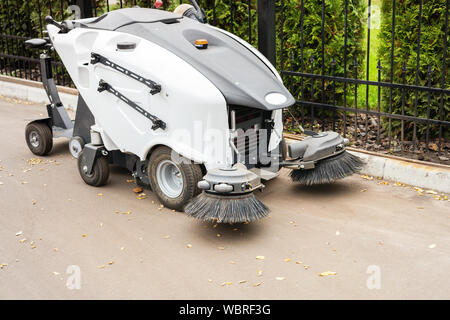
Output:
[
  {"left": 0, "top": 0, "right": 73, "bottom": 83},
  {"left": 378, "top": 0, "right": 450, "bottom": 140},
  {"left": 280, "top": 0, "right": 365, "bottom": 104},
  {"left": 1, "top": 0, "right": 366, "bottom": 103}
]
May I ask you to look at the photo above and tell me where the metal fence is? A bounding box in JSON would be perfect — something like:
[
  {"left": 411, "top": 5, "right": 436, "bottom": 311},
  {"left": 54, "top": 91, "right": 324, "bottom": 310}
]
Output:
[{"left": 0, "top": 0, "right": 449, "bottom": 163}]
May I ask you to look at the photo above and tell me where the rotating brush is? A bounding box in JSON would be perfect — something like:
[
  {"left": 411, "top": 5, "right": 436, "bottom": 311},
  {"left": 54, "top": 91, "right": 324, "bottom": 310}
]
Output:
[
  {"left": 185, "top": 192, "right": 269, "bottom": 224},
  {"left": 290, "top": 151, "right": 364, "bottom": 186}
]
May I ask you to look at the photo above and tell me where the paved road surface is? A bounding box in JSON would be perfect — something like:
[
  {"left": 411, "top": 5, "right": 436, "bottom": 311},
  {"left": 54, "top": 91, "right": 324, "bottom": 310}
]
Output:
[{"left": 0, "top": 98, "right": 449, "bottom": 299}]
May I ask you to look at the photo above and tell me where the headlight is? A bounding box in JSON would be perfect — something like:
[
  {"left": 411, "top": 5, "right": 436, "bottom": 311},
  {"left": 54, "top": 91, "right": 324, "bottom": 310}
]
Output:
[{"left": 265, "top": 92, "right": 287, "bottom": 105}]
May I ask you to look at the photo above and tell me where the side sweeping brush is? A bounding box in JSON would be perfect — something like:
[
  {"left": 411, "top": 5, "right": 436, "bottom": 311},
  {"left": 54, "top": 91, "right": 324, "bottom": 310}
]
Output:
[
  {"left": 290, "top": 151, "right": 364, "bottom": 186},
  {"left": 185, "top": 192, "right": 269, "bottom": 223}
]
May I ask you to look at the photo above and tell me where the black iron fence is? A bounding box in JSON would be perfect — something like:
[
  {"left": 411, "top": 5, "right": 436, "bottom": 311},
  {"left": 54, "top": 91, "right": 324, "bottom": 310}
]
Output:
[{"left": 0, "top": 0, "right": 449, "bottom": 163}]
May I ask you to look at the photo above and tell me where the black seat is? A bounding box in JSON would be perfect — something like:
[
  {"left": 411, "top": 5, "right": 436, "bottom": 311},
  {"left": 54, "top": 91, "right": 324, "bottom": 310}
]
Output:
[{"left": 25, "top": 38, "right": 49, "bottom": 49}]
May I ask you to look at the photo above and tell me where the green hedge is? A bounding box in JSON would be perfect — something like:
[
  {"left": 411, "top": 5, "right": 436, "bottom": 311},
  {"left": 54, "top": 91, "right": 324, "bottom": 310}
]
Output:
[
  {"left": 378, "top": 0, "right": 450, "bottom": 140},
  {"left": 1, "top": 0, "right": 366, "bottom": 106},
  {"left": 280, "top": 0, "right": 365, "bottom": 110}
]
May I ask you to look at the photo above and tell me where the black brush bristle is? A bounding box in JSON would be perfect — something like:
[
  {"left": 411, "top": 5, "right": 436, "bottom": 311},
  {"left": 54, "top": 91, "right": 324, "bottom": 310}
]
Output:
[
  {"left": 290, "top": 151, "right": 364, "bottom": 185},
  {"left": 185, "top": 192, "right": 269, "bottom": 223}
]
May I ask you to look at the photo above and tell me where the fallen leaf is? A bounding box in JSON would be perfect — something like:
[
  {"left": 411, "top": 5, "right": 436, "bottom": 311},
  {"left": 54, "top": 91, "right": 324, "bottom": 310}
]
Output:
[
  {"left": 108, "top": 261, "right": 114, "bottom": 265},
  {"left": 97, "top": 193, "right": 103, "bottom": 197},
  {"left": 319, "top": 271, "right": 337, "bottom": 277},
  {"left": 28, "top": 158, "right": 42, "bottom": 165},
  {"left": 275, "top": 277, "right": 286, "bottom": 281},
  {"left": 428, "top": 143, "right": 438, "bottom": 151},
  {"left": 15, "top": 231, "right": 23, "bottom": 236},
  {"left": 284, "top": 258, "right": 291, "bottom": 262},
  {"left": 257, "top": 269, "right": 263, "bottom": 276},
  {"left": 163, "top": 235, "right": 170, "bottom": 239},
  {"left": 217, "top": 246, "right": 225, "bottom": 250},
  {"left": 126, "top": 179, "right": 134, "bottom": 183},
  {"left": 256, "top": 256, "right": 265, "bottom": 260},
  {"left": 239, "top": 280, "right": 247, "bottom": 284},
  {"left": 360, "top": 188, "right": 367, "bottom": 192},
  {"left": 137, "top": 193, "right": 147, "bottom": 200},
  {"left": 133, "top": 187, "right": 143, "bottom": 193},
  {"left": 253, "top": 282, "right": 262, "bottom": 287},
  {"left": 295, "top": 261, "right": 303, "bottom": 264},
  {"left": 336, "top": 231, "right": 340, "bottom": 236},
  {"left": 52, "top": 271, "right": 60, "bottom": 275},
  {"left": 216, "top": 233, "right": 221, "bottom": 238},
  {"left": 81, "top": 234, "right": 87, "bottom": 238},
  {"left": 54, "top": 248, "right": 59, "bottom": 252},
  {"left": 186, "top": 244, "right": 192, "bottom": 248},
  {"left": 426, "top": 190, "right": 438, "bottom": 195},
  {"left": 220, "top": 282, "right": 232, "bottom": 286},
  {"left": 428, "top": 244, "right": 437, "bottom": 249},
  {"left": 98, "top": 265, "right": 105, "bottom": 269}
]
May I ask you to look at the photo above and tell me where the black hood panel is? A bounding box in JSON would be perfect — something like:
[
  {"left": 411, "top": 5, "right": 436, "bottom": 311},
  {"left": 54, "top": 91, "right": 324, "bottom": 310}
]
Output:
[{"left": 83, "top": 8, "right": 295, "bottom": 111}]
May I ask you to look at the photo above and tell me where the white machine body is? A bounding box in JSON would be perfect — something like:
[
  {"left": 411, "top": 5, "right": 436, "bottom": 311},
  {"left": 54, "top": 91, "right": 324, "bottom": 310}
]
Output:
[{"left": 47, "top": 8, "right": 291, "bottom": 171}]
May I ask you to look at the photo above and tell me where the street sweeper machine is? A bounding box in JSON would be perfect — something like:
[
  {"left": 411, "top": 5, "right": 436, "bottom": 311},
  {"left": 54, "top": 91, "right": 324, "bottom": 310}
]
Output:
[{"left": 24, "top": 1, "right": 363, "bottom": 223}]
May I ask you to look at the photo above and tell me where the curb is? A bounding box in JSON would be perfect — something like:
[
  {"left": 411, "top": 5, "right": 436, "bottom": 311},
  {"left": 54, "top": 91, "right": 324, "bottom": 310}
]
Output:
[
  {"left": 285, "top": 133, "right": 450, "bottom": 194},
  {"left": 0, "top": 75, "right": 78, "bottom": 110},
  {"left": 2, "top": 75, "right": 449, "bottom": 194}
]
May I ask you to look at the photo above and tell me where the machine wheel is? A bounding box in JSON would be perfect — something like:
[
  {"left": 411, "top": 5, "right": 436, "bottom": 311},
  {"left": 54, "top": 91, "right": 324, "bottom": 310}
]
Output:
[
  {"left": 25, "top": 122, "right": 53, "bottom": 156},
  {"left": 148, "top": 146, "right": 202, "bottom": 211},
  {"left": 69, "top": 136, "right": 85, "bottom": 159},
  {"left": 77, "top": 150, "right": 110, "bottom": 187}
]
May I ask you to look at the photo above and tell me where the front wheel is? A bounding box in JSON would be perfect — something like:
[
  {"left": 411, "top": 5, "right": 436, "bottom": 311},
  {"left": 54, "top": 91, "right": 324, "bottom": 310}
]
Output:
[
  {"left": 148, "top": 146, "right": 202, "bottom": 211},
  {"left": 77, "top": 150, "right": 110, "bottom": 187}
]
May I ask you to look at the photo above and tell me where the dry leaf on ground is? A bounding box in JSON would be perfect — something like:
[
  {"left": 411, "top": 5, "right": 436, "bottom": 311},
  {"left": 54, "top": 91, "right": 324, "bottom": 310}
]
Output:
[
  {"left": 133, "top": 187, "right": 143, "bottom": 193},
  {"left": 319, "top": 271, "right": 337, "bottom": 277}
]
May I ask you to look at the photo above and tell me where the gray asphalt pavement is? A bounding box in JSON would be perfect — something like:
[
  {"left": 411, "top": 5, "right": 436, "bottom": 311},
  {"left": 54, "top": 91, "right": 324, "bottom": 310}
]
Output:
[{"left": 0, "top": 97, "right": 449, "bottom": 299}]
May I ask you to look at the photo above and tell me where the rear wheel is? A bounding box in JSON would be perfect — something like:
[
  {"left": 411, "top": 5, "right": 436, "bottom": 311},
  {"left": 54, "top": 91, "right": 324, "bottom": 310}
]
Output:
[
  {"left": 77, "top": 150, "right": 110, "bottom": 187},
  {"left": 148, "top": 146, "right": 202, "bottom": 211},
  {"left": 25, "top": 122, "right": 53, "bottom": 156}
]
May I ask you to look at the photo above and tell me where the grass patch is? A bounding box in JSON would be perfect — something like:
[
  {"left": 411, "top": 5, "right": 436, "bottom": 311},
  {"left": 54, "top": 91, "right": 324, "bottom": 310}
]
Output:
[{"left": 356, "top": 0, "right": 382, "bottom": 110}]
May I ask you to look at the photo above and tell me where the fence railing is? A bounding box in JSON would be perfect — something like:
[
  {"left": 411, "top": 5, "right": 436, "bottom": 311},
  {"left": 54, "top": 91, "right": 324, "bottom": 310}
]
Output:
[{"left": 0, "top": 0, "right": 449, "bottom": 164}]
